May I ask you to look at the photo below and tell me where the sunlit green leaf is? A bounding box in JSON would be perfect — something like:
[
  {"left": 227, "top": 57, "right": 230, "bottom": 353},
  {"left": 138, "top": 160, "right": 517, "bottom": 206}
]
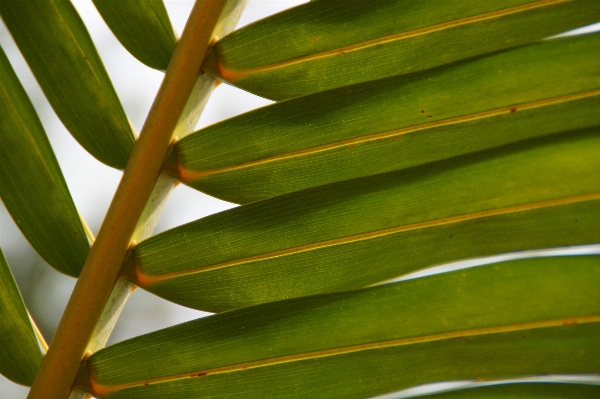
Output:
[
  {"left": 0, "top": 248, "right": 42, "bottom": 386},
  {"left": 92, "top": 0, "right": 176, "bottom": 71},
  {"left": 0, "top": 46, "right": 90, "bottom": 277},
  {"left": 0, "top": 0, "right": 136, "bottom": 169},
  {"left": 170, "top": 33, "right": 600, "bottom": 203},
  {"left": 375, "top": 382, "right": 600, "bottom": 399},
  {"left": 127, "top": 129, "right": 600, "bottom": 311},
  {"left": 203, "top": 0, "right": 600, "bottom": 99},
  {"left": 77, "top": 256, "right": 600, "bottom": 398}
]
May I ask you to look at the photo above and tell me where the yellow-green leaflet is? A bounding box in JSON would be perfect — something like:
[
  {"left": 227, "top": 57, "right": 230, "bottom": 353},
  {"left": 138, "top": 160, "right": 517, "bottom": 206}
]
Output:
[
  {"left": 92, "top": 0, "right": 176, "bottom": 71},
  {"left": 127, "top": 126, "right": 600, "bottom": 312},
  {"left": 375, "top": 383, "right": 600, "bottom": 399},
  {"left": 170, "top": 33, "right": 600, "bottom": 203},
  {"left": 203, "top": 0, "right": 600, "bottom": 100},
  {"left": 0, "top": 249, "right": 42, "bottom": 386},
  {"left": 77, "top": 256, "right": 600, "bottom": 398},
  {"left": 0, "top": 46, "right": 90, "bottom": 277},
  {"left": 0, "top": 0, "right": 136, "bottom": 169}
]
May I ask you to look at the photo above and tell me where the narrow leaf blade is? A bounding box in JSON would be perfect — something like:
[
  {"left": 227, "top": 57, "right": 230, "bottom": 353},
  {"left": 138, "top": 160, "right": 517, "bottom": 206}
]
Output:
[
  {"left": 203, "top": 0, "right": 600, "bottom": 99},
  {"left": 92, "top": 0, "right": 176, "bottom": 71},
  {"left": 0, "top": 46, "right": 90, "bottom": 277},
  {"left": 77, "top": 256, "right": 600, "bottom": 398},
  {"left": 171, "top": 33, "right": 600, "bottom": 203},
  {"left": 0, "top": 0, "right": 136, "bottom": 169},
  {"left": 128, "top": 129, "right": 600, "bottom": 311},
  {"left": 375, "top": 382, "right": 600, "bottom": 399},
  {"left": 0, "top": 249, "right": 42, "bottom": 386}
]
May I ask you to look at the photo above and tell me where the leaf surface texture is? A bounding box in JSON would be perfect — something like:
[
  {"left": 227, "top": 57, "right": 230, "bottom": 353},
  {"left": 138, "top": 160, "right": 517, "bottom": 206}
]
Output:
[
  {"left": 171, "top": 33, "right": 600, "bottom": 203},
  {"left": 0, "top": 0, "right": 136, "bottom": 169},
  {"left": 0, "top": 46, "right": 90, "bottom": 276},
  {"left": 79, "top": 256, "right": 600, "bottom": 398},
  {"left": 203, "top": 0, "right": 600, "bottom": 99},
  {"left": 130, "top": 127, "right": 600, "bottom": 311},
  {"left": 0, "top": 249, "right": 42, "bottom": 386},
  {"left": 375, "top": 382, "right": 600, "bottom": 399},
  {"left": 92, "top": 0, "right": 176, "bottom": 70}
]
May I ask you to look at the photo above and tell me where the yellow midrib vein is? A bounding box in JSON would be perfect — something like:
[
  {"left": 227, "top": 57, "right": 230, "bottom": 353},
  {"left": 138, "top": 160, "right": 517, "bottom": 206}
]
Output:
[
  {"left": 83, "top": 315, "right": 600, "bottom": 395},
  {"left": 127, "top": 191, "right": 600, "bottom": 286},
  {"left": 172, "top": 88, "right": 600, "bottom": 182},
  {"left": 205, "top": 0, "right": 568, "bottom": 81}
]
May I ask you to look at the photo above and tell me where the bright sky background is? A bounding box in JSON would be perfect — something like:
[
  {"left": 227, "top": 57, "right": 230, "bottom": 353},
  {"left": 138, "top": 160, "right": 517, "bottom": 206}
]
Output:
[{"left": 1, "top": 2, "right": 599, "bottom": 397}]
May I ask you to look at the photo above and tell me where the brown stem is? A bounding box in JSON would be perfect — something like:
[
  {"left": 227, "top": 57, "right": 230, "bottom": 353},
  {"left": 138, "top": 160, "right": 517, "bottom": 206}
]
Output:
[{"left": 27, "top": 1, "right": 231, "bottom": 398}]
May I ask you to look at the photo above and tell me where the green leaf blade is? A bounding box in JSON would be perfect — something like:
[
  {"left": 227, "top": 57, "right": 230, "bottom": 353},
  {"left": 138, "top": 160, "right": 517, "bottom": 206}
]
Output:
[
  {"left": 203, "top": 0, "right": 600, "bottom": 100},
  {"left": 172, "top": 33, "right": 600, "bottom": 204},
  {"left": 0, "top": 46, "right": 90, "bottom": 277},
  {"left": 376, "top": 382, "right": 600, "bottom": 399},
  {"left": 78, "top": 256, "right": 600, "bottom": 398},
  {"left": 0, "top": 249, "right": 42, "bottom": 386},
  {"left": 128, "top": 129, "right": 600, "bottom": 311},
  {"left": 92, "top": 0, "right": 176, "bottom": 71},
  {"left": 0, "top": 0, "right": 136, "bottom": 169}
]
